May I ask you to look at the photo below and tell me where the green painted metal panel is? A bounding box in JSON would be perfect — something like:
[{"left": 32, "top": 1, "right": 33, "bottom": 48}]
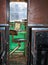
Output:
[{"left": 9, "top": 22, "right": 27, "bottom": 53}]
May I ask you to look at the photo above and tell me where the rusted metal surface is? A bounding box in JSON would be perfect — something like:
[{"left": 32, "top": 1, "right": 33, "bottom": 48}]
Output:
[
  {"left": 10, "top": 30, "right": 17, "bottom": 35},
  {"left": 9, "top": 55, "right": 27, "bottom": 65},
  {"left": 28, "top": 0, "right": 48, "bottom": 24}
]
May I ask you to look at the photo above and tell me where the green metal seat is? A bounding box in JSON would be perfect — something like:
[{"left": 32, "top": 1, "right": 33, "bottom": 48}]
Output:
[
  {"left": 9, "top": 22, "right": 27, "bottom": 55},
  {"left": 10, "top": 38, "right": 27, "bottom": 55}
]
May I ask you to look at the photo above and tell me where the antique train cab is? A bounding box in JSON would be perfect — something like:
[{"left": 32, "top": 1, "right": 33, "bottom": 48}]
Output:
[{"left": 0, "top": 0, "right": 48, "bottom": 65}]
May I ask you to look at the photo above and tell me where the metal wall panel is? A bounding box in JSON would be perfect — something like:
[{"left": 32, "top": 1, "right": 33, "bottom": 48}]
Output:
[
  {"left": 28, "top": 0, "right": 48, "bottom": 25},
  {"left": 0, "top": 0, "right": 9, "bottom": 24}
]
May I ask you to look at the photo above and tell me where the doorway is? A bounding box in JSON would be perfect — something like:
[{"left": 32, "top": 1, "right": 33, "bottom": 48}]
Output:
[{"left": 9, "top": 0, "right": 27, "bottom": 65}]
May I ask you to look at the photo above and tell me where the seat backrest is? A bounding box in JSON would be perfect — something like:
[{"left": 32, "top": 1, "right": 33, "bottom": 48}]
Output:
[{"left": 14, "top": 22, "right": 20, "bottom": 31}]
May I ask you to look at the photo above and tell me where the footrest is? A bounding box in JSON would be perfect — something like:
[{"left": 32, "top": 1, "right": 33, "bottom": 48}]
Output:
[{"left": 13, "top": 39, "right": 27, "bottom": 43}]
